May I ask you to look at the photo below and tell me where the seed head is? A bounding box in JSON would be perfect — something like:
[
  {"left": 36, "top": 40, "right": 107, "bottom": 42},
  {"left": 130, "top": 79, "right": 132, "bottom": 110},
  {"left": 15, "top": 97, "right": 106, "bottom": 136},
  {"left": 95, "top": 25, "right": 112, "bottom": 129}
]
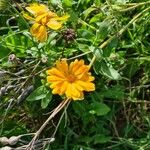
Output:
[{"left": 63, "top": 28, "right": 76, "bottom": 42}]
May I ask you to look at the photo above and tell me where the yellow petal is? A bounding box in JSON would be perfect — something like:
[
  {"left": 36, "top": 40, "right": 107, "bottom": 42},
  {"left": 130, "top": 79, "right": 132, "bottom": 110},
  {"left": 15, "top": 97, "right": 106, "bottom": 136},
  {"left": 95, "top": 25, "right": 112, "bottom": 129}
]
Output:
[
  {"left": 46, "top": 68, "right": 65, "bottom": 78},
  {"left": 52, "top": 88, "right": 60, "bottom": 94},
  {"left": 54, "top": 15, "right": 70, "bottom": 21},
  {"left": 59, "top": 81, "right": 68, "bottom": 95},
  {"left": 65, "top": 84, "right": 82, "bottom": 100},
  {"left": 41, "top": 17, "right": 48, "bottom": 25},
  {"left": 70, "top": 59, "right": 84, "bottom": 73},
  {"left": 72, "top": 92, "right": 84, "bottom": 100},
  {"left": 30, "top": 23, "right": 40, "bottom": 35},
  {"left": 76, "top": 81, "right": 95, "bottom": 91},
  {"left": 47, "top": 76, "right": 64, "bottom": 82},
  {"left": 26, "top": 3, "right": 49, "bottom": 16},
  {"left": 48, "top": 11, "right": 58, "bottom": 18},
  {"left": 30, "top": 24, "right": 48, "bottom": 42},
  {"left": 65, "top": 84, "right": 72, "bottom": 99},
  {"left": 30, "top": 24, "right": 47, "bottom": 42},
  {"left": 35, "top": 13, "right": 48, "bottom": 22},
  {"left": 75, "top": 66, "right": 88, "bottom": 77},
  {"left": 47, "top": 19, "right": 62, "bottom": 30},
  {"left": 88, "top": 75, "right": 95, "bottom": 82},
  {"left": 73, "top": 82, "right": 84, "bottom": 91},
  {"left": 78, "top": 72, "right": 94, "bottom": 81},
  {"left": 22, "top": 12, "right": 34, "bottom": 21},
  {"left": 69, "top": 59, "right": 78, "bottom": 71},
  {"left": 35, "top": 25, "right": 47, "bottom": 42},
  {"left": 50, "top": 81, "right": 63, "bottom": 89},
  {"left": 56, "top": 59, "right": 68, "bottom": 74}
]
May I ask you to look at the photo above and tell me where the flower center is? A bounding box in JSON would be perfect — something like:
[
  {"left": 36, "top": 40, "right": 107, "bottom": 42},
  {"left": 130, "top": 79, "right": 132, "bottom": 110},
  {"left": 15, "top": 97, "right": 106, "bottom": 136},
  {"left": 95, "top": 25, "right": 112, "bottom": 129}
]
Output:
[
  {"left": 40, "top": 17, "right": 48, "bottom": 25},
  {"left": 67, "top": 74, "right": 76, "bottom": 83}
]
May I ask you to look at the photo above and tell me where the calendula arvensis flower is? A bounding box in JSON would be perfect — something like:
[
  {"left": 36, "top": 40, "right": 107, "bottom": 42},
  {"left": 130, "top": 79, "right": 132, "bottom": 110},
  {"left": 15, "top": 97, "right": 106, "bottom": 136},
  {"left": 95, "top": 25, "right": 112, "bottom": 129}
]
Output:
[
  {"left": 23, "top": 3, "right": 69, "bottom": 42},
  {"left": 46, "top": 59, "right": 95, "bottom": 100}
]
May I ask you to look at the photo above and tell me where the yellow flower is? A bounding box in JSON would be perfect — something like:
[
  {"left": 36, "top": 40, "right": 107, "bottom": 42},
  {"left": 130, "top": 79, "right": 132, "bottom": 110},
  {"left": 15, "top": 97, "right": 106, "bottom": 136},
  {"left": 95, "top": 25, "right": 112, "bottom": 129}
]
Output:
[
  {"left": 23, "top": 3, "right": 69, "bottom": 42},
  {"left": 46, "top": 59, "right": 95, "bottom": 100}
]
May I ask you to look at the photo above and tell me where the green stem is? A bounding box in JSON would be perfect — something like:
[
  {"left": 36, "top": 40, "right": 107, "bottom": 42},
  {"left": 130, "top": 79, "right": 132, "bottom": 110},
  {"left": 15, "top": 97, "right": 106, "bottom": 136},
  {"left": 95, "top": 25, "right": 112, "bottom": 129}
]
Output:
[
  {"left": 115, "top": 1, "right": 150, "bottom": 12},
  {"left": 9, "top": 2, "right": 29, "bottom": 28},
  {"left": 89, "top": 6, "right": 150, "bottom": 69}
]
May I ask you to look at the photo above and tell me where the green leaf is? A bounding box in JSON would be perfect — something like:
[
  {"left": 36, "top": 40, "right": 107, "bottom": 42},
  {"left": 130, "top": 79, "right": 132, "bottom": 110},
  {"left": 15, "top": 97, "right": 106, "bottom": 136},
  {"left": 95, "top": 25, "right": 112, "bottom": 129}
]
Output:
[
  {"left": 77, "top": 43, "right": 89, "bottom": 52},
  {"left": 50, "top": 0, "right": 62, "bottom": 6},
  {"left": 63, "top": 0, "right": 73, "bottom": 7},
  {"left": 89, "top": 102, "right": 110, "bottom": 116},
  {"left": 101, "top": 61, "right": 121, "bottom": 80},
  {"left": 27, "top": 86, "right": 48, "bottom": 101},
  {"left": 93, "top": 134, "right": 112, "bottom": 144},
  {"left": 83, "top": 7, "right": 96, "bottom": 19},
  {"left": 97, "top": 21, "right": 110, "bottom": 40},
  {"left": 78, "top": 29, "right": 95, "bottom": 41},
  {"left": 68, "top": 10, "right": 78, "bottom": 25},
  {"left": 89, "top": 13, "right": 103, "bottom": 24},
  {"left": 4, "top": 32, "right": 33, "bottom": 56},
  {"left": 94, "top": 59, "right": 121, "bottom": 80},
  {"left": 102, "top": 85, "right": 125, "bottom": 99},
  {"left": 78, "top": 136, "right": 93, "bottom": 144},
  {"left": 90, "top": 46, "right": 102, "bottom": 59},
  {"left": 41, "top": 91, "right": 52, "bottom": 109},
  {"left": 0, "top": 44, "right": 10, "bottom": 58},
  {"left": 103, "top": 37, "right": 119, "bottom": 57},
  {"left": 72, "top": 101, "right": 87, "bottom": 117},
  {"left": 123, "top": 61, "right": 139, "bottom": 79}
]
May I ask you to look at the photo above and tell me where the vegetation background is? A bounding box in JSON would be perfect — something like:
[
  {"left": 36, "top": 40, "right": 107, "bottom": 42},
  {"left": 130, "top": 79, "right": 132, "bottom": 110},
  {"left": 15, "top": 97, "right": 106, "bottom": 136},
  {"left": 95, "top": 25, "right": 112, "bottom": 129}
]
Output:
[{"left": 0, "top": 0, "right": 150, "bottom": 149}]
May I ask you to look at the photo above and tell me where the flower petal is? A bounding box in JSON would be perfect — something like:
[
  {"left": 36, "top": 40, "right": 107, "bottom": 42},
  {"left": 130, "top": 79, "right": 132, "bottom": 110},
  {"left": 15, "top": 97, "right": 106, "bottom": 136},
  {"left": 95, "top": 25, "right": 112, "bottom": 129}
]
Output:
[
  {"left": 35, "top": 13, "right": 48, "bottom": 23},
  {"left": 52, "top": 88, "right": 60, "bottom": 94},
  {"left": 56, "top": 59, "right": 68, "bottom": 74},
  {"left": 73, "top": 82, "right": 84, "bottom": 91},
  {"left": 48, "top": 11, "right": 58, "bottom": 18},
  {"left": 70, "top": 59, "right": 85, "bottom": 73},
  {"left": 50, "top": 81, "right": 64, "bottom": 89},
  {"left": 36, "top": 25, "right": 47, "bottom": 42},
  {"left": 47, "top": 76, "right": 64, "bottom": 82},
  {"left": 46, "top": 68, "right": 65, "bottom": 78},
  {"left": 88, "top": 75, "right": 95, "bottom": 81},
  {"left": 65, "top": 84, "right": 83, "bottom": 100},
  {"left": 30, "top": 23, "right": 41, "bottom": 35},
  {"left": 22, "top": 12, "right": 34, "bottom": 21},
  {"left": 26, "top": 3, "right": 49, "bottom": 16},
  {"left": 30, "top": 24, "right": 47, "bottom": 42},
  {"left": 59, "top": 81, "right": 68, "bottom": 95},
  {"left": 73, "top": 92, "right": 84, "bottom": 100},
  {"left": 47, "top": 19, "right": 62, "bottom": 30},
  {"left": 54, "top": 15, "right": 70, "bottom": 21},
  {"left": 76, "top": 81, "right": 95, "bottom": 91}
]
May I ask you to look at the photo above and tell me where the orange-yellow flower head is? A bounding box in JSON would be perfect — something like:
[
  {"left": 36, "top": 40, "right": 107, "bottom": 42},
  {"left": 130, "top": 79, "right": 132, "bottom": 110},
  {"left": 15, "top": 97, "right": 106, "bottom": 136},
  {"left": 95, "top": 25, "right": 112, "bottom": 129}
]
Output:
[
  {"left": 46, "top": 59, "right": 95, "bottom": 100},
  {"left": 23, "top": 3, "right": 69, "bottom": 42}
]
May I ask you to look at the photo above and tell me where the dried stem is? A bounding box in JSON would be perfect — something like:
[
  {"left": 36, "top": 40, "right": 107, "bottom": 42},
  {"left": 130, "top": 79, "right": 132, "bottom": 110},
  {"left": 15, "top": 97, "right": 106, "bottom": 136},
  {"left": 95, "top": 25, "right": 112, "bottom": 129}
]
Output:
[
  {"left": 52, "top": 100, "right": 70, "bottom": 138},
  {"left": 26, "top": 98, "right": 70, "bottom": 150}
]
